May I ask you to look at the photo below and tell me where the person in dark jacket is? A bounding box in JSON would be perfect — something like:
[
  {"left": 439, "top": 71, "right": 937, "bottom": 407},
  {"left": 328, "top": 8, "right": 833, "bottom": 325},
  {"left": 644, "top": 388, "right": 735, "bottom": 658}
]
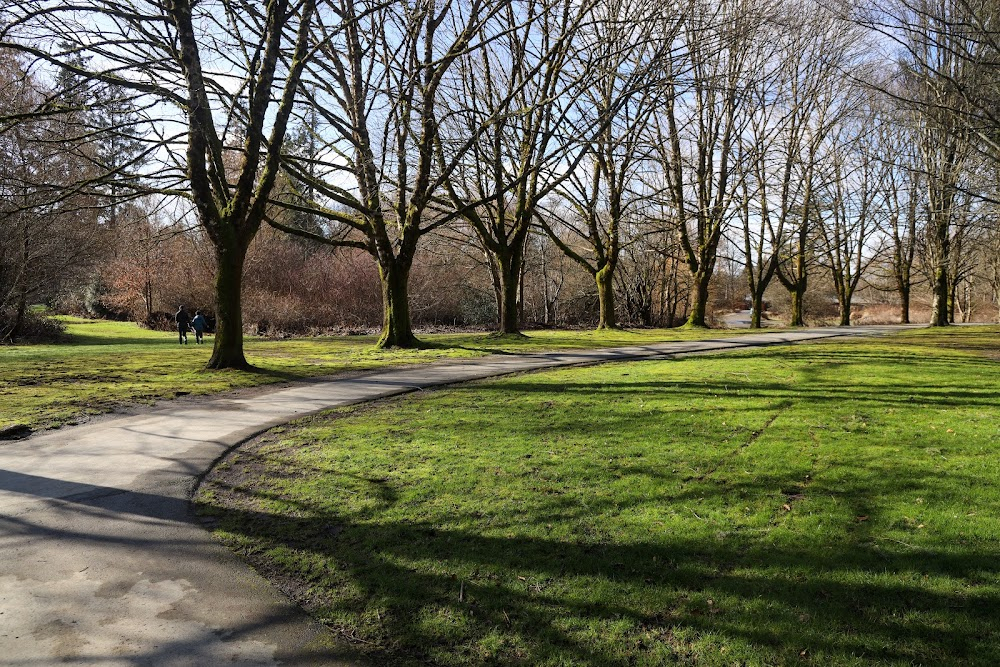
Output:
[
  {"left": 191, "top": 310, "right": 208, "bottom": 345},
  {"left": 175, "top": 306, "right": 191, "bottom": 345}
]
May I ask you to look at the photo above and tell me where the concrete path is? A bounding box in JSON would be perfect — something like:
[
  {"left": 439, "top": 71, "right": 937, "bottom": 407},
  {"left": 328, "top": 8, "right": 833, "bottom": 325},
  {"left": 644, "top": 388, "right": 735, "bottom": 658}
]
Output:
[
  {"left": 718, "top": 309, "right": 780, "bottom": 328},
  {"left": 0, "top": 326, "right": 908, "bottom": 665}
]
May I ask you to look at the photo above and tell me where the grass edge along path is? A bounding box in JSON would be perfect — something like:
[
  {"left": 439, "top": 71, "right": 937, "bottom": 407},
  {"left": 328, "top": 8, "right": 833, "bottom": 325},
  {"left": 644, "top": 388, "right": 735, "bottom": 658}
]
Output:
[
  {"left": 197, "top": 326, "right": 1000, "bottom": 667},
  {"left": 0, "top": 317, "right": 753, "bottom": 435}
]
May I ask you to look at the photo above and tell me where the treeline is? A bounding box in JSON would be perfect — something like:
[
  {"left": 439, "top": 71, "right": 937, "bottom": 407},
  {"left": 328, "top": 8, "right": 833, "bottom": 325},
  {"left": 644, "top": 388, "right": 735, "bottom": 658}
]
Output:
[{"left": 0, "top": 0, "right": 998, "bottom": 365}]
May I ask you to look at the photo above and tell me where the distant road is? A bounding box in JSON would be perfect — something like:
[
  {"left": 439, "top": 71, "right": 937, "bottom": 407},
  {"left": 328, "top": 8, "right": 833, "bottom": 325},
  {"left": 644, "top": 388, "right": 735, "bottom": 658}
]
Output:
[{"left": 718, "top": 309, "right": 782, "bottom": 328}]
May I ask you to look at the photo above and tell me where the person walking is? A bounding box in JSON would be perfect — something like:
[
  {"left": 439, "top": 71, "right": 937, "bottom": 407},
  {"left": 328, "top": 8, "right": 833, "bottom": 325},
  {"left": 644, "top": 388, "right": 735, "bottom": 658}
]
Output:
[
  {"left": 191, "top": 310, "right": 208, "bottom": 345},
  {"left": 175, "top": 306, "right": 191, "bottom": 345}
]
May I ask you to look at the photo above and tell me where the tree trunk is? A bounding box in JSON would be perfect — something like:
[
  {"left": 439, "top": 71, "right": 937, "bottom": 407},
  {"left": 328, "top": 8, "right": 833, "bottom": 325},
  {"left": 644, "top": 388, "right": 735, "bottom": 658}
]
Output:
[
  {"left": 665, "top": 260, "right": 680, "bottom": 327},
  {"left": 540, "top": 250, "right": 553, "bottom": 326},
  {"left": 750, "top": 292, "right": 764, "bottom": 329},
  {"left": 5, "top": 291, "right": 28, "bottom": 344},
  {"left": 596, "top": 264, "right": 617, "bottom": 330},
  {"left": 518, "top": 258, "right": 525, "bottom": 325},
  {"left": 929, "top": 213, "right": 951, "bottom": 326},
  {"left": 789, "top": 283, "right": 806, "bottom": 327},
  {"left": 498, "top": 256, "right": 521, "bottom": 335},
  {"left": 207, "top": 243, "right": 250, "bottom": 369},
  {"left": 947, "top": 283, "right": 957, "bottom": 324},
  {"left": 899, "top": 286, "right": 910, "bottom": 324},
  {"left": 839, "top": 299, "right": 851, "bottom": 326},
  {"left": 930, "top": 264, "right": 949, "bottom": 326},
  {"left": 686, "top": 274, "right": 711, "bottom": 327},
  {"left": 377, "top": 259, "right": 418, "bottom": 348},
  {"left": 6, "top": 228, "right": 30, "bottom": 343},
  {"left": 144, "top": 278, "right": 154, "bottom": 322}
]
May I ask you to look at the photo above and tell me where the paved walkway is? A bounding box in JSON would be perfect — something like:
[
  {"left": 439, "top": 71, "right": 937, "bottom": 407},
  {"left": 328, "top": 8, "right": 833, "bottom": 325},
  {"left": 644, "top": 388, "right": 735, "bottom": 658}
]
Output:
[{"left": 0, "top": 326, "right": 908, "bottom": 665}]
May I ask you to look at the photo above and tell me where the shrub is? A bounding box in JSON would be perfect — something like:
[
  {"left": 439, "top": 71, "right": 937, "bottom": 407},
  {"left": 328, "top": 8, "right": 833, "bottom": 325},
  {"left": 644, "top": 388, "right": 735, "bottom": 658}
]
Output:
[{"left": 0, "top": 310, "right": 66, "bottom": 343}]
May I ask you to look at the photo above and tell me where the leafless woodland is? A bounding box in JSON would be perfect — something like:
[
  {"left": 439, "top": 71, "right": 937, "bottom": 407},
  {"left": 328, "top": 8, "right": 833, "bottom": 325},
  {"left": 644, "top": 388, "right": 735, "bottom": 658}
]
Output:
[{"left": 0, "top": 0, "right": 998, "bottom": 365}]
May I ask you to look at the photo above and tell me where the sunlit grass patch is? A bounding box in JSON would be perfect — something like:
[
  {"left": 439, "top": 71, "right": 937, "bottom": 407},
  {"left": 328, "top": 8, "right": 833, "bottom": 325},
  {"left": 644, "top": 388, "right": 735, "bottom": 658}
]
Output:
[
  {"left": 0, "top": 317, "right": 747, "bottom": 433},
  {"left": 197, "top": 328, "right": 1000, "bottom": 666}
]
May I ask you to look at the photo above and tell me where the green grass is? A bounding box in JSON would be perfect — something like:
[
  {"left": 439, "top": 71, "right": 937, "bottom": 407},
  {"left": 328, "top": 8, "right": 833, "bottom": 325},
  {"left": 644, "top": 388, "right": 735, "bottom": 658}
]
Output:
[
  {"left": 197, "top": 326, "right": 1000, "bottom": 666},
  {"left": 0, "top": 317, "right": 744, "bottom": 433}
]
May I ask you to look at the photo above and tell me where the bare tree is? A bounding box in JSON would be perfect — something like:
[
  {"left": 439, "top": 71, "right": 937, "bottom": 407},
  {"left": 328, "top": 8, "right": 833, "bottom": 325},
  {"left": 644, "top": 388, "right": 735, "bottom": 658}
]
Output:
[
  {"left": 652, "top": 0, "right": 773, "bottom": 327},
  {"left": 439, "top": 0, "right": 596, "bottom": 335},
  {"left": 873, "top": 115, "right": 924, "bottom": 324},
  {"left": 539, "top": 0, "right": 674, "bottom": 330},
  {"left": 816, "top": 111, "right": 884, "bottom": 326},
  {"left": 985, "top": 198, "right": 1000, "bottom": 321},
  {"left": 858, "top": 0, "right": 990, "bottom": 325},
  {"left": 737, "top": 0, "right": 860, "bottom": 327},
  {"left": 274, "top": 0, "right": 509, "bottom": 347},
  {"left": 2, "top": 0, "right": 317, "bottom": 366},
  {"left": 0, "top": 52, "right": 105, "bottom": 341},
  {"left": 859, "top": 0, "right": 1000, "bottom": 173}
]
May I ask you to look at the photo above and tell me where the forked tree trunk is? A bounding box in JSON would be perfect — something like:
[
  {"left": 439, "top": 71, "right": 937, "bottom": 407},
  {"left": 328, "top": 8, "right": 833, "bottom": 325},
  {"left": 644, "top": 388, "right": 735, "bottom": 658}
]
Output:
[
  {"left": 6, "top": 293, "right": 28, "bottom": 344},
  {"left": 207, "top": 243, "right": 250, "bottom": 369},
  {"left": 596, "top": 264, "right": 617, "bottom": 330},
  {"left": 377, "top": 259, "right": 418, "bottom": 348},
  {"left": 6, "top": 231, "right": 29, "bottom": 343}
]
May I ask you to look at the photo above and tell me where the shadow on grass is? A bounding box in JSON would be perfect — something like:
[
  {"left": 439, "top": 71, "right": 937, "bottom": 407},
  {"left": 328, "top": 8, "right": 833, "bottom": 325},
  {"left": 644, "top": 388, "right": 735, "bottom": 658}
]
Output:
[
  {"left": 192, "top": 337, "right": 1000, "bottom": 665},
  {"left": 468, "top": 378, "right": 997, "bottom": 410},
  {"left": 62, "top": 332, "right": 182, "bottom": 347},
  {"left": 442, "top": 345, "right": 998, "bottom": 411},
  {"left": 184, "top": 331, "right": 1000, "bottom": 664},
  {"left": 197, "top": 487, "right": 1000, "bottom": 666}
]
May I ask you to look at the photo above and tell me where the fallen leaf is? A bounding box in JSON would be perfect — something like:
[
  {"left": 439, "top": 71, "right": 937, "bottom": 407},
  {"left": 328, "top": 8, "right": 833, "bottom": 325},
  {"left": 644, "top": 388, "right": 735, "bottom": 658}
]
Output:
[
  {"left": 782, "top": 504, "right": 792, "bottom": 511},
  {"left": 856, "top": 515, "right": 869, "bottom": 522}
]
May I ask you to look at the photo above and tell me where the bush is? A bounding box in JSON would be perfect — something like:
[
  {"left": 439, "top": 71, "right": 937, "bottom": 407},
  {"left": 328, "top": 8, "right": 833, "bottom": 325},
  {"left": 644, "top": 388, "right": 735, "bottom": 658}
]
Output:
[{"left": 0, "top": 310, "right": 66, "bottom": 343}]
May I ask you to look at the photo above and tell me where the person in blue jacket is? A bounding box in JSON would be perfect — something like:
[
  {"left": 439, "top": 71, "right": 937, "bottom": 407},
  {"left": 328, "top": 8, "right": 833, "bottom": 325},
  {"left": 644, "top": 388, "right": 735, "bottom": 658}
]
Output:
[{"left": 191, "top": 310, "right": 208, "bottom": 345}]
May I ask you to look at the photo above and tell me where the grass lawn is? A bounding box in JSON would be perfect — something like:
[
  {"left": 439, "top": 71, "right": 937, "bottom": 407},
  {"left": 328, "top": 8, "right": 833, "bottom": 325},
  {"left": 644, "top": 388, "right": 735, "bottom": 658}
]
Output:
[
  {"left": 0, "top": 317, "right": 745, "bottom": 434},
  {"left": 197, "top": 326, "right": 1000, "bottom": 666}
]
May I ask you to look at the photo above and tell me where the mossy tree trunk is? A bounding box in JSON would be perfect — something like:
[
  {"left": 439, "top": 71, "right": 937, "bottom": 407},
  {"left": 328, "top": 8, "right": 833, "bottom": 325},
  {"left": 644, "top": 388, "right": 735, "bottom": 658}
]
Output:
[
  {"left": 929, "top": 222, "right": 951, "bottom": 327},
  {"left": 207, "top": 241, "right": 250, "bottom": 369},
  {"left": 596, "top": 262, "right": 617, "bottom": 330},
  {"left": 892, "top": 180, "right": 918, "bottom": 326},
  {"left": 686, "top": 272, "right": 712, "bottom": 327},
  {"left": 376, "top": 256, "right": 417, "bottom": 348},
  {"left": 838, "top": 299, "right": 852, "bottom": 326},
  {"left": 750, "top": 292, "right": 764, "bottom": 328},
  {"left": 777, "top": 221, "right": 808, "bottom": 327},
  {"left": 7, "top": 229, "right": 30, "bottom": 343},
  {"left": 930, "top": 267, "right": 950, "bottom": 326},
  {"left": 789, "top": 282, "right": 806, "bottom": 326},
  {"left": 497, "top": 248, "right": 524, "bottom": 335},
  {"left": 169, "top": 0, "right": 314, "bottom": 368}
]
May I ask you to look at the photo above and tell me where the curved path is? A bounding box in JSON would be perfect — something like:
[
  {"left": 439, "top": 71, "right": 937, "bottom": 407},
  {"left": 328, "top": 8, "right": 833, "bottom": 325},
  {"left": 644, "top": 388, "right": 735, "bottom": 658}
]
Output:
[{"left": 0, "top": 326, "right": 909, "bottom": 665}]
